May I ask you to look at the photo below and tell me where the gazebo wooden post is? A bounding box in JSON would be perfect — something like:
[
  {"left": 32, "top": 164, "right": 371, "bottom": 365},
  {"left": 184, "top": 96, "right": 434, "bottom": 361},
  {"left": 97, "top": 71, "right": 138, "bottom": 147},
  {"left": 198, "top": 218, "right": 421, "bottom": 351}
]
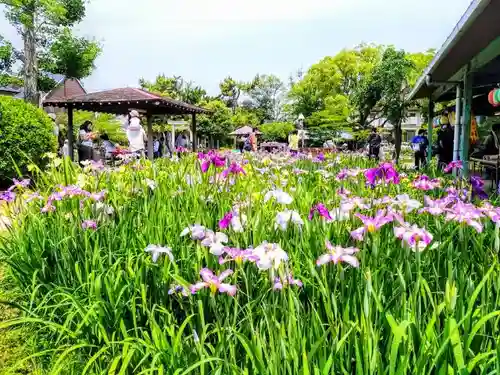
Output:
[
  {"left": 192, "top": 113, "right": 197, "bottom": 152},
  {"left": 426, "top": 99, "right": 434, "bottom": 165},
  {"left": 67, "top": 103, "right": 74, "bottom": 161},
  {"left": 147, "top": 113, "right": 154, "bottom": 161}
]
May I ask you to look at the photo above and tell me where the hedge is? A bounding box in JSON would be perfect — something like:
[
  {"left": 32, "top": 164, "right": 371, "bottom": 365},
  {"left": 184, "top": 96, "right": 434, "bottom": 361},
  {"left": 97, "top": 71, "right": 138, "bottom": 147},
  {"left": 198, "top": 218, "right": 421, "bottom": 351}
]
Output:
[{"left": 0, "top": 96, "right": 57, "bottom": 185}]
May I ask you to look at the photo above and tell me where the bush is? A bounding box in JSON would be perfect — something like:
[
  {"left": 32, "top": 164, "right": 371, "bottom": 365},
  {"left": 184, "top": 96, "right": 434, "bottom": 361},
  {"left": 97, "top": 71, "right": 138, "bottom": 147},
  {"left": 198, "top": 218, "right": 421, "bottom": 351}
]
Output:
[{"left": 0, "top": 96, "right": 57, "bottom": 185}]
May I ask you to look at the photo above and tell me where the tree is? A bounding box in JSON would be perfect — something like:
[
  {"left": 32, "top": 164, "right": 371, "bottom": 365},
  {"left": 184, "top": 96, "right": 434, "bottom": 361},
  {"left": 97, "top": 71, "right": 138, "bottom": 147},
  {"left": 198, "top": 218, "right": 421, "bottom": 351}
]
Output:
[
  {"left": 231, "top": 107, "right": 260, "bottom": 127},
  {"left": 43, "top": 27, "right": 101, "bottom": 95},
  {"left": 246, "top": 74, "right": 286, "bottom": 121},
  {"left": 288, "top": 44, "right": 383, "bottom": 125},
  {"left": 308, "top": 94, "right": 351, "bottom": 130},
  {"left": 0, "top": 35, "right": 22, "bottom": 87},
  {"left": 1, "top": 0, "right": 88, "bottom": 103},
  {"left": 140, "top": 74, "right": 207, "bottom": 105},
  {"left": 197, "top": 99, "right": 233, "bottom": 141},
  {"left": 219, "top": 76, "right": 256, "bottom": 113},
  {"left": 364, "top": 47, "right": 419, "bottom": 163},
  {"left": 259, "top": 122, "right": 295, "bottom": 142}
]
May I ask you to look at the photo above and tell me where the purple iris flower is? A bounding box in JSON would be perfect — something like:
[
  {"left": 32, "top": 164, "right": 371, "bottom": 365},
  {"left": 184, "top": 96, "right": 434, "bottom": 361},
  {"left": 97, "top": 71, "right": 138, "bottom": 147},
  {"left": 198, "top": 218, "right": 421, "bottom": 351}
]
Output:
[
  {"left": 273, "top": 273, "right": 303, "bottom": 290},
  {"left": 8, "top": 178, "right": 30, "bottom": 191},
  {"left": 364, "top": 163, "right": 400, "bottom": 186},
  {"left": 308, "top": 203, "right": 332, "bottom": 221},
  {"left": 0, "top": 191, "right": 16, "bottom": 203},
  {"left": 336, "top": 169, "right": 348, "bottom": 180},
  {"left": 470, "top": 176, "right": 488, "bottom": 200}
]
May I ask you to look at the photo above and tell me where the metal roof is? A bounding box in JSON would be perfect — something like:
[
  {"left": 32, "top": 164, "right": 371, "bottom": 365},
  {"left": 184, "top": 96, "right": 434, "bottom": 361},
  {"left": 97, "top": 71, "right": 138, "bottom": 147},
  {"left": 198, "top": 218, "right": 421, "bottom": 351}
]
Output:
[
  {"left": 409, "top": 0, "right": 500, "bottom": 101},
  {"left": 0, "top": 85, "right": 21, "bottom": 94}
]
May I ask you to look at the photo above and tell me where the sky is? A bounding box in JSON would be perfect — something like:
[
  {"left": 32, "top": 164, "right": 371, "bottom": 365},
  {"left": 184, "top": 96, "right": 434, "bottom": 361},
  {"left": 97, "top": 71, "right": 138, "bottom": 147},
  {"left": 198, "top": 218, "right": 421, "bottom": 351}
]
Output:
[{"left": 1, "top": 0, "right": 473, "bottom": 95}]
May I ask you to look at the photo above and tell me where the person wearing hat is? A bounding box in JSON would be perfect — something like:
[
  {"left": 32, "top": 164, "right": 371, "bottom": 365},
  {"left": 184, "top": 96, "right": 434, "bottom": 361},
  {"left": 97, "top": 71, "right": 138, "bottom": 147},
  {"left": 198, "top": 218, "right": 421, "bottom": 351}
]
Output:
[{"left": 126, "top": 110, "right": 147, "bottom": 157}]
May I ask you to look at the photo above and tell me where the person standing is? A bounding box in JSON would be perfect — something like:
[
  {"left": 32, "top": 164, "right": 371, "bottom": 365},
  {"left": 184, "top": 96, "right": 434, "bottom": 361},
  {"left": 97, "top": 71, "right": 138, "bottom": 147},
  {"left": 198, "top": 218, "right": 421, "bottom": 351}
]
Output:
[
  {"left": 411, "top": 129, "right": 429, "bottom": 170},
  {"left": 158, "top": 136, "right": 165, "bottom": 158},
  {"left": 367, "top": 127, "right": 382, "bottom": 161},
  {"left": 78, "top": 120, "right": 95, "bottom": 163},
  {"left": 437, "top": 123, "right": 454, "bottom": 169},
  {"left": 153, "top": 137, "right": 160, "bottom": 158},
  {"left": 126, "top": 110, "right": 147, "bottom": 157},
  {"left": 249, "top": 128, "right": 258, "bottom": 152},
  {"left": 288, "top": 130, "right": 299, "bottom": 153}
]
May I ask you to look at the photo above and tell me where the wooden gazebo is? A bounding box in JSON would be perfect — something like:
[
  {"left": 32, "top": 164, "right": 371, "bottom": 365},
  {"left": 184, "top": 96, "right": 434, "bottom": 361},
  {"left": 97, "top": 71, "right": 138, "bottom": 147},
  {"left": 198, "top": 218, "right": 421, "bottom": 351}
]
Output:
[{"left": 43, "top": 87, "right": 209, "bottom": 160}]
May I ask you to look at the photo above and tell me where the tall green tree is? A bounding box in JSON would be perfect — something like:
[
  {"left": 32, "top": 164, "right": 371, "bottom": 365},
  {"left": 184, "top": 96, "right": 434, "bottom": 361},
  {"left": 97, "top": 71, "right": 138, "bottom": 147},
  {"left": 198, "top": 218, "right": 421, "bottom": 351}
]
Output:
[
  {"left": 43, "top": 27, "right": 101, "bottom": 95},
  {"left": 197, "top": 99, "right": 233, "bottom": 140},
  {"left": 219, "top": 76, "right": 257, "bottom": 113},
  {"left": 288, "top": 44, "right": 383, "bottom": 126},
  {"left": 363, "top": 47, "right": 434, "bottom": 162},
  {"left": 1, "top": 0, "right": 88, "bottom": 103}
]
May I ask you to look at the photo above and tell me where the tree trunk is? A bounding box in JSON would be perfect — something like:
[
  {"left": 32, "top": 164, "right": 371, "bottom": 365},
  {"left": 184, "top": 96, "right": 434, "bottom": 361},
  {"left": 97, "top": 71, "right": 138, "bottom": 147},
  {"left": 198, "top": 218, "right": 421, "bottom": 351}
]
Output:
[
  {"left": 23, "top": 24, "right": 38, "bottom": 105},
  {"left": 394, "top": 122, "right": 402, "bottom": 165}
]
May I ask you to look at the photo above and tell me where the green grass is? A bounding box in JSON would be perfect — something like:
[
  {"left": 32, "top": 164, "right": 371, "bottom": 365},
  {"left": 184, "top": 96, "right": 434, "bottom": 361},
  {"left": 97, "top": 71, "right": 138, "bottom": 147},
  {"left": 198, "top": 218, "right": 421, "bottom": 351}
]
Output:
[
  {"left": 0, "top": 153, "right": 499, "bottom": 374},
  {"left": 0, "top": 265, "right": 42, "bottom": 375}
]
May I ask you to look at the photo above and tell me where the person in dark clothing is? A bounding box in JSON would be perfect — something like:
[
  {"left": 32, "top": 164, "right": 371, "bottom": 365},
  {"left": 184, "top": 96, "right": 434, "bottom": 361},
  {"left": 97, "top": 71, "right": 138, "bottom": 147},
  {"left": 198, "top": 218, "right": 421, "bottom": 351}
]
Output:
[
  {"left": 159, "top": 136, "right": 165, "bottom": 158},
  {"left": 437, "top": 124, "right": 454, "bottom": 170},
  {"left": 411, "top": 129, "right": 429, "bottom": 170},
  {"left": 367, "top": 127, "right": 382, "bottom": 161}
]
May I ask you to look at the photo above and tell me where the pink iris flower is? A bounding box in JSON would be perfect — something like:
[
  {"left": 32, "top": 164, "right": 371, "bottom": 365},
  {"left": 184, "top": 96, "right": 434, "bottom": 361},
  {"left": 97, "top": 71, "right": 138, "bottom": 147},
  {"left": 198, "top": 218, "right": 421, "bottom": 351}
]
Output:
[
  {"left": 218, "top": 247, "right": 259, "bottom": 265},
  {"left": 419, "top": 196, "right": 450, "bottom": 216},
  {"left": 308, "top": 203, "right": 332, "bottom": 221},
  {"left": 445, "top": 201, "right": 484, "bottom": 233},
  {"left": 351, "top": 210, "right": 393, "bottom": 240},
  {"left": 444, "top": 160, "right": 463, "bottom": 173},
  {"left": 480, "top": 203, "right": 500, "bottom": 224},
  {"left": 199, "top": 151, "right": 226, "bottom": 173},
  {"left": 340, "top": 196, "right": 370, "bottom": 212},
  {"left": 316, "top": 240, "right": 360, "bottom": 268},
  {"left": 412, "top": 175, "right": 441, "bottom": 191},
  {"left": 190, "top": 268, "right": 237, "bottom": 296},
  {"left": 394, "top": 223, "right": 433, "bottom": 252},
  {"left": 273, "top": 273, "right": 303, "bottom": 290},
  {"left": 221, "top": 162, "right": 246, "bottom": 178},
  {"left": 82, "top": 220, "right": 97, "bottom": 230}
]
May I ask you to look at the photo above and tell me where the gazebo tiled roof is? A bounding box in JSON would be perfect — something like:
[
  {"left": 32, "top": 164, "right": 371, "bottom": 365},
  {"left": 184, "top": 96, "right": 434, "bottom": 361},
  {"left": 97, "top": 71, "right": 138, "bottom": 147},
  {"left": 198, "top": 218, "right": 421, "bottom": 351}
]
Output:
[{"left": 43, "top": 87, "right": 208, "bottom": 115}]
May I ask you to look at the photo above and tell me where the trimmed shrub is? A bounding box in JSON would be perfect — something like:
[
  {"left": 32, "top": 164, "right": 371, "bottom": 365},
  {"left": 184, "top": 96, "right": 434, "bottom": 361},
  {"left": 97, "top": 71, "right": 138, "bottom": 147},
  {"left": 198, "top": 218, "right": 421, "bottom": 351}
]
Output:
[{"left": 0, "top": 96, "right": 57, "bottom": 184}]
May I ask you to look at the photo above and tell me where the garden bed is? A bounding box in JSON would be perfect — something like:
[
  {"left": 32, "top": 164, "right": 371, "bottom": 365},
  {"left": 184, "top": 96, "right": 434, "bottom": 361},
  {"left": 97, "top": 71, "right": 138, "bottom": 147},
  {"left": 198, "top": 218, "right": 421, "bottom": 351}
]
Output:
[{"left": 0, "top": 152, "right": 499, "bottom": 373}]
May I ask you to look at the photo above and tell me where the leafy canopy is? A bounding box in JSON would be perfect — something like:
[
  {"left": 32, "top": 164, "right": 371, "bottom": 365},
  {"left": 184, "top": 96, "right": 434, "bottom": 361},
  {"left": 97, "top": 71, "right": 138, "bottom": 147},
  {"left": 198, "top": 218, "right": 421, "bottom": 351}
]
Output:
[
  {"left": 197, "top": 99, "right": 233, "bottom": 138},
  {"left": 43, "top": 27, "right": 101, "bottom": 79},
  {"left": 140, "top": 74, "right": 207, "bottom": 105}
]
